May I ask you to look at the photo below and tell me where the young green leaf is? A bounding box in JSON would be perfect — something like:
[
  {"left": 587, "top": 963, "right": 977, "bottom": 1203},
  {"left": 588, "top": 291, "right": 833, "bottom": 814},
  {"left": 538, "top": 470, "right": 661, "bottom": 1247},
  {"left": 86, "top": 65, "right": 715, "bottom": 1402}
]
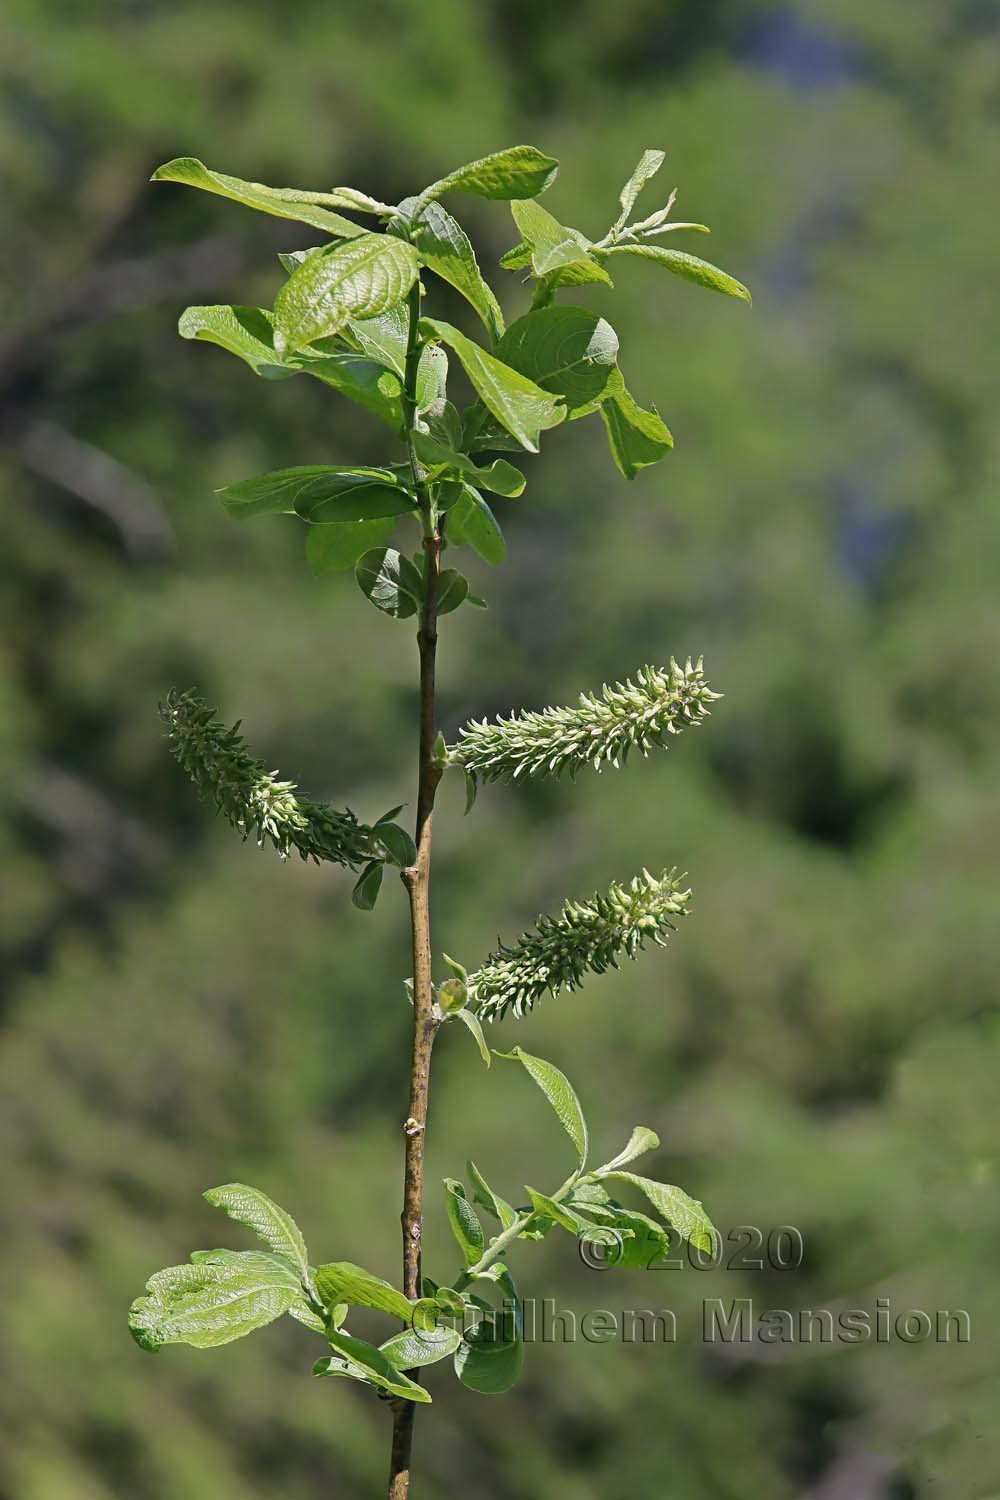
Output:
[
  {"left": 510, "top": 199, "right": 609, "bottom": 284},
  {"left": 443, "top": 1179, "right": 486, "bottom": 1266},
  {"left": 316, "top": 1329, "right": 432, "bottom": 1402},
  {"left": 203, "top": 1183, "right": 310, "bottom": 1280},
  {"left": 613, "top": 148, "right": 666, "bottom": 233},
  {"left": 379, "top": 1324, "right": 463, "bottom": 1370},
  {"left": 596, "top": 1126, "right": 661, "bottom": 1173},
  {"left": 421, "top": 318, "right": 565, "bottom": 452},
  {"left": 467, "top": 1160, "right": 517, "bottom": 1229},
  {"left": 599, "top": 1171, "right": 718, "bottom": 1256},
  {"left": 453, "top": 1268, "right": 523, "bottom": 1395},
  {"left": 374, "top": 822, "right": 418, "bottom": 869},
  {"left": 314, "top": 1262, "right": 424, "bottom": 1326},
  {"left": 397, "top": 197, "right": 504, "bottom": 342},
  {"left": 600, "top": 385, "right": 674, "bottom": 480},
  {"left": 128, "top": 1251, "right": 302, "bottom": 1352},
  {"left": 419, "top": 145, "right": 558, "bottom": 207},
  {"left": 321, "top": 185, "right": 394, "bottom": 216},
  {"left": 306, "top": 517, "right": 397, "bottom": 575},
  {"left": 570, "top": 1199, "right": 671, "bottom": 1269},
  {"left": 412, "top": 433, "right": 525, "bottom": 497},
  {"left": 436, "top": 569, "right": 470, "bottom": 615},
  {"left": 351, "top": 860, "right": 384, "bottom": 910},
  {"left": 499, "top": 239, "right": 533, "bottom": 271},
  {"left": 524, "top": 1187, "right": 582, "bottom": 1234},
  {"left": 446, "top": 487, "right": 505, "bottom": 565},
  {"left": 495, "top": 306, "right": 620, "bottom": 418},
  {"left": 355, "top": 547, "right": 424, "bottom": 619},
  {"left": 442, "top": 953, "right": 469, "bottom": 983},
  {"left": 450, "top": 1006, "right": 491, "bottom": 1067},
  {"left": 273, "top": 234, "right": 420, "bottom": 356},
  {"left": 151, "top": 158, "right": 367, "bottom": 237},
  {"left": 496, "top": 1046, "right": 588, "bottom": 1170},
  {"left": 603, "top": 244, "right": 751, "bottom": 303}
]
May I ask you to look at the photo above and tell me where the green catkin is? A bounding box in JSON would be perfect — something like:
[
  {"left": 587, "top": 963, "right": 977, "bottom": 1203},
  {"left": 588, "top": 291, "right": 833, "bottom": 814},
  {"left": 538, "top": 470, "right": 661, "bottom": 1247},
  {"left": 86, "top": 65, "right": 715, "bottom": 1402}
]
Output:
[
  {"left": 162, "top": 689, "right": 377, "bottom": 868},
  {"left": 450, "top": 658, "right": 719, "bottom": 784},
  {"left": 468, "top": 868, "right": 691, "bottom": 1021}
]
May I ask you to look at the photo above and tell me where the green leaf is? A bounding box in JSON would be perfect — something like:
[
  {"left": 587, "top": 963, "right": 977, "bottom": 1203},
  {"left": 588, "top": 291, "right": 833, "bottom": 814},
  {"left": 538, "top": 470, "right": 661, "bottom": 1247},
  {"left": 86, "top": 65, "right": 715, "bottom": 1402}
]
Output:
[
  {"left": 600, "top": 385, "right": 674, "bottom": 480},
  {"left": 314, "top": 1261, "right": 424, "bottom": 1326},
  {"left": 306, "top": 517, "right": 397, "bottom": 575},
  {"left": 446, "top": 487, "right": 505, "bottom": 565},
  {"left": 495, "top": 306, "right": 619, "bottom": 418},
  {"left": 603, "top": 244, "right": 751, "bottom": 303},
  {"left": 179, "top": 306, "right": 406, "bottom": 427},
  {"left": 203, "top": 1183, "right": 309, "bottom": 1280},
  {"left": 128, "top": 1251, "right": 301, "bottom": 1352},
  {"left": 151, "top": 158, "right": 367, "bottom": 237},
  {"left": 599, "top": 1171, "right": 718, "bottom": 1255},
  {"left": 524, "top": 1187, "right": 582, "bottom": 1234},
  {"left": 217, "top": 466, "right": 409, "bottom": 522},
  {"left": 569, "top": 1199, "right": 670, "bottom": 1269},
  {"left": 533, "top": 258, "right": 615, "bottom": 302},
  {"left": 351, "top": 860, "right": 383, "bottom": 910},
  {"left": 510, "top": 199, "right": 608, "bottom": 284},
  {"left": 344, "top": 302, "right": 409, "bottom": 376},
  {"left": 442, "top": 952, "right": 469, "bottom": 982},
  {"left": 568, "top": 1181, "right": 611, "bottom": 1207},
  {"left": 451, "top": 1006, "right": 491, "bottom": 1067},
  {"left": 374, "top": 822, "right": 417, "bottom": 868},
  {"left": 499, "top": 239, "right": 533, "bottom": 271},
  {"left": 424, "top": 1282, "right": 467, "bottom": 1316},
  {"left": 380, "top": 1324, "right": 462, "bottom": 1370},
  {"left": 355, "top": 547, "right": 424, "bottom": 619},
  {"left": 613, "top": 148, "right": 666, "bottom": 233},
  {"left": 295, "top": 473, "right": 416, "bottom": 525},
  {"left": 273, "top": 234, "right": 420, "bottom": 356},
  {"left": 315, "top": 1329, "right": 431, "bottom": 1402},
  {"left": 467, "top": 1160, "right": 517, "bottom": 1230},
  {"left": 463, "top": 767, "right": 479, "bottom": 813},
  {"left": 453, "top": 1268, "right": 523, "bottom": 1395},
  {"left": 412, "top": 433, "right": 525, "bottom": 497},
  {"left": 177, "top": 305, "right": 295, "bottom": 379},
  {"left": 436, "top": 569, "right": 470, "bottom": 615},
  {"left": 419, "top": 145, "right": 558, "bottom": 206},
  {"left": 422, "top": 318, "right": 564, "bottom": 453},
  {"left": 443, "top": 1178, "right": 486, "bottom": 1266},
  {"left": 187, "top": 1248, "right": 326, "bottom": 1329},
  {"left": 397, "top": 197, "right": 504, "bottom": 342},
  {"left": 597, "top": 1126, "right": 661, "bottom": 1173},
  {"left": 497, "top": 1046, "right": 588, "bottom": 1170}
]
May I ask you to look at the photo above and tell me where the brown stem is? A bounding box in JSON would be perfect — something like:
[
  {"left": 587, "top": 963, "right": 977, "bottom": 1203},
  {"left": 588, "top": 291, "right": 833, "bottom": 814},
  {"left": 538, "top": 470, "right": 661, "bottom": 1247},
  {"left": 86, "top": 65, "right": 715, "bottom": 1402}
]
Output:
[{"left": 388, "top": 282, "right": 443, "bottom": 1500}]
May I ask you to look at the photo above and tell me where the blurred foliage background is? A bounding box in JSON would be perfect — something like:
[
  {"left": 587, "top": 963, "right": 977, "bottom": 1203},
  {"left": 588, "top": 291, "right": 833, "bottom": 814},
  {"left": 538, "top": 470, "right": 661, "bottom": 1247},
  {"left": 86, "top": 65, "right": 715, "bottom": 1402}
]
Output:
[{"left": 2, "top": 1, "right": 998, "bottom": 1496}]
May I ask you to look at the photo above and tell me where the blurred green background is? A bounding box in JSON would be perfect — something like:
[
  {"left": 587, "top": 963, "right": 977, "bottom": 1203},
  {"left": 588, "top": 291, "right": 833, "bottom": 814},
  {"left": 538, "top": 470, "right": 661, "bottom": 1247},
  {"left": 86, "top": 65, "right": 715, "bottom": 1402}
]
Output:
[{"left": 2, "top": 1, "right": 998, "bottom": 1496}]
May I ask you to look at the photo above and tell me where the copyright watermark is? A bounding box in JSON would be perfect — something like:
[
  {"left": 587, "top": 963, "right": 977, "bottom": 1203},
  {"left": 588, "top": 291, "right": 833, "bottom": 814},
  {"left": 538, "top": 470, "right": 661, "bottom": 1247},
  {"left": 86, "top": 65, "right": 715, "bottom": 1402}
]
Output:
[{"left": 578, "top": 1222, "right": 804, "bottom": 1271}]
